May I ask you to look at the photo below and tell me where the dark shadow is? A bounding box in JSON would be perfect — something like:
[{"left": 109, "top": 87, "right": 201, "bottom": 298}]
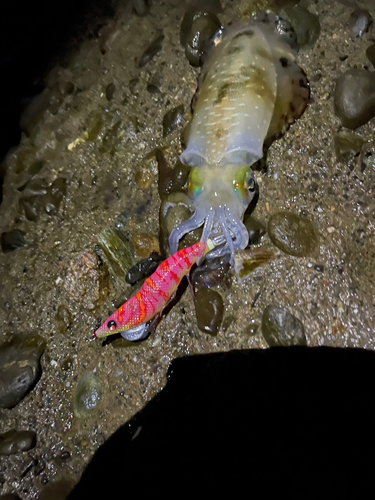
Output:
[{"left": 68, "top": 347, "right": 375, "bottom": 497}]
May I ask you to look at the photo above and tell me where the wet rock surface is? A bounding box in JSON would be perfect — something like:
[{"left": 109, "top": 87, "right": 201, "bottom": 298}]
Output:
[
  {"left": 268, "top": 212, "right": 319, "bottom": 257},
  {"left": 0, "top": 336, "right": 46, "bottom": 409},
  {"left": 262, "top": 305, "right": 306, "bottom": 347},
  {"left": 0, "top": 430, "right": 36, "bottom": 456},
  {"left": 334, "top": 69, "right": 375, "bottom": 129}
]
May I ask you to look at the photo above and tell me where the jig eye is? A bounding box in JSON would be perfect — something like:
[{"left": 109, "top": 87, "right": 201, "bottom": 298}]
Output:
[{"left": 107, "top": 320, "right": 117, "bottom": 331}]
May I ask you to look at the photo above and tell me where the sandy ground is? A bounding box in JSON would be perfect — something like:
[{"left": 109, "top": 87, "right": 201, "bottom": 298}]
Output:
[{"left": 0, "top": 0, "right": 374, "bottom": 497}]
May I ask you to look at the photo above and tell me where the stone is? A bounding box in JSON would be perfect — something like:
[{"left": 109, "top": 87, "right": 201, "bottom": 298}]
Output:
[
  {"left": 194, "top": 288, "right": 224, "bottom": 335},
  {"left": 73, "top": 372, "right": 102, "bottom": 419},
  {"left": 0, "top": 429, "right": 36, "bottom": 455},
  {"left": 268, "top": 212, "right": 319, "bottom": 257},
  {"left": 262, "top": 305, "right": 306, "bottom": 347}
]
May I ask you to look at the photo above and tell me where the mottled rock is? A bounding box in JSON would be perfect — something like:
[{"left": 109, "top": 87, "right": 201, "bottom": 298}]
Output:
[
  {"left": 0, "top": 335, "right": 46, "bottom": 408},
  {"left": 234, "top": 248, "right": 275, "bottom": 279},
  {"left": 280, "top": 4, "right": 320, "bottom": 48},
  {"left": 126, "top": 252, "right": 163, "bottom": 285},
  {"left": 1, "top": 230, "right": 26, "bottom": 253},
  {"left": 0, "top": 429, "right": 36, "bottom": 455},
  {"left": 262, "top": 305, "right": 306, "bottom": 347},
  {"left": 38, "top": 479, "right": 75, "bottom": 500},
  {"left": 162, "top": 105, "right": 184, "bottom": 137},
  {"left": 334, "top": 69, "right": 375, "bottom": 129},
  {"left": 131, "top": 233, "right": 160, "bottom": 259},
  {"left": 194, "top": 288, "right": 224, "bottom": 335},
  {"left": 350, "top": 9, "right": 372, "bottom": 37},
  {"left": 268, "top": 212, "right": 319, "bottom": 257},
  {"left": 366, "top": 43, "right": 375, "bottom": 66},
  {"left": 73, "top": 372, "right": 102, "bottom": 419},
  {"left": 191, "top": 254, "right": 230, "bottom": 289},
  {"left": 65, "top": 251, "right": 110, "bottom": 310},
  {"left": 139, "top": 33, "right": 164, "bottom": 67},
  {"left": 334, "top": 132, "right": 365, "bottom": 160},
  {"left": 97, "top": 228, "right": 135, "bottom": 280},
  {"left": 244, "top": 216, "right": 267, "bottom": 245}
]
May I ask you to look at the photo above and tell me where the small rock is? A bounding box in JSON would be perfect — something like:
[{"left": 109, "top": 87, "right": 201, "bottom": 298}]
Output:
[
  {"left": 334, "top": 132, "right": 365, "bottom": 160},
  {"left": 135, "top": 168, "right": 154, "bottom": 190},
  {"left": 262, "top": 305, "right": 306, "bottom": 347},
  {"left": 280, "top": 5, "right": 320, "bottom": 48},
  {"left": 334, "top": 69, "right": 375, "bottom": 129},
  {"left": 105, "top": 82, "right": 116, "bottom": 101},
  {"left": 126, "top": 252, "right": 163, "bottom": 285},
  {"left": 54, "top": 304, "right": 73, "bottom": 335},
  {"left": 139, "top": 33, "right": 164, "bottom": 67},
  {"left": 97, "top": 229, "right": 135, "bottom": 280},
  {"left": 38, "top": 479, "right": 75, "bottom": 500},
  {"left": 359, "top": 140, "right": 375, "bottom": 171},
  {"left": 234, "top": 248, "right": 275, "bottom": 279},
  {"left": 366, "top": 43, "right": 375, "bottom": 66},
  {"left": 194, "top": 288, "right": 224, "bottom": 335},
  {"left": 156, "top": 150, "right": 190, "bottom": 199},
  {"left": 0, "top": 429, "right": 36, "bottom": 455},
  {"left": 159, "top": 192, "right": 200, "bottom": 255},
  {"left": 65, "top": 251, "right": 110, "bottom": 310},
  {"left": 268, "top": 212, "right": 319, "bottom": 257},
  {"left": 132, "top": 0, "right": 149, "bottom": 16},
  {"left": 191, "top": 254, "right": 230, "bottom": 289},
  {"left": 162, "top": 105, "right": 184, "bottom": 137},
  {"left": 244, "top": 216, "right": 267, "bottom": 245},
  {"left": 181, "top": 10, "right": 222, "bottom": 66},
  {"left": 73, "top": 372, "right": 102, "bottom": 419},
  {"left": 131, "top": 233, "right": 160, "bottom": 259},
  {"left": 0, "top": 335, "right": 46, "bottom": 408},
  {"left": 1, "top": 230, "right": 26, "bottom": 253},
  {"left": 350, "top": 9, "right": 372, "bottom": 37}
]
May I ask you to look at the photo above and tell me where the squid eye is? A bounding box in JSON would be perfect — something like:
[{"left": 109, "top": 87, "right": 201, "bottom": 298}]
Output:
[
  {"left": 247, "top": 174, "right": 256, "bottom": 192},
  {"left": 107, "top": 320, "right": 117, "bottom": 331}
]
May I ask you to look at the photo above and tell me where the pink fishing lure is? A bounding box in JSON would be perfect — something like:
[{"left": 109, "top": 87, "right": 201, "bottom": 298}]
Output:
[{"left": 94, "top": 240, "right": 211, "bottom": 339}]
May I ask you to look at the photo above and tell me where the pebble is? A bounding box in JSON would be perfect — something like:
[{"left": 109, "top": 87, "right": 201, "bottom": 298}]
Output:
[
  {"left": 234, "top": 248, "right": 275, "bottom": 279},
  {"left": 135, "top": 168, "right": 154, "bottom": 190},
  {"left": 65, "top": 251, "right": 110, "bottom": 310},
  {"left": 159, "top": 192, "right": 199, "bottom": 255},
  {"left": 132, "top": 0, "right": 149, "bottom": 16},
  {"left": 334, "top": 69, "right": 375, "bottom": 129},
  {"left": 350, "top": 9, "right": 372, "bottom": 37},
  {"left": 244, "top": 216, "right": 267, "bottom": 245},
  {"left": 156, "top": 149, "right": 190, "bottom": 199},
  {"left": 54, "top": 304, "right": 73, "bottom": 335},
  {"left": 73, "top": 372, "right": 102, "bottom": 419},
  {"left": 268, "top": 212, "right": 319, "bottom": 257},
  {"left": 262, "top": 305, "right": 306, "bottom": 347},
  {"left": 0, "top": 430, "right": 36, "bottom": 456},
  {"left": 334, "top": 132, "right": 365, "bottom": 160},
  {"left": 0, "top": 335, "right": 46, "bottom": 409},
  {"left": 280, "top": 4, "right": 320, "bottom": 48},
  {"left": 194, "top": 288, "right": 224, "bottom": 335},
  {"left": 181, "top": 10, "right": 222, "bottom": 66},
  {"left": 126, "top": 252, "right": 163, "bottom": 285},
  {"left": 97, "top": 228, "right": 135, "bottom": 280},
  {"left": 105, "top": 82, "right": 116, "bottom": 101},
  {"left": 359, "top": 140, "right": 375, "bottom": 171},
  {"left": 38, "top": 479, "right": 75, "bottom": 500},
  {"left": 139, "top": 33, "right": 164, "bottom": 67},
  {"left": 191, "top": 254, "right": 230, "bottom": 289},
  {"left": 366, "top": 43, "right": 375, "bottom": 67},
  {"left": 162, "top": 105, "right": 184, "bottom": 137},
  {"left": 131, "top": 233, "right": 160, "bottom": 259},
  {"left": 1, "top": 230, "right": 26, "bottom": 253},
  {"left": 19, "top": 177, "right": 67, "bottom": 221}
]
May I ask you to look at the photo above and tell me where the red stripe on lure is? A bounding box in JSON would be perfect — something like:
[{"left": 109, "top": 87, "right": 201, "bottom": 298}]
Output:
[{"left": 94, "top": 240, "right": 212, "bottom": 339}]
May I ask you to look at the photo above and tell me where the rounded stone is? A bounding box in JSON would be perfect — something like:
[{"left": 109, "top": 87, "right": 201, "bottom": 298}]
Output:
[
  {"left": 350, "top": 9, "right": 372, "bottom": 37},
  {"left": 0, "top": 429, "right": 36, "bottom": 456},
  {"left": 0, "top": 335, "right": 46, "bottom": 409},
  {"left": 162, "top": 105, "right": 184, "bottom": 137},
  {"left": 262, "top": 305, "right": 306, "bottom": 347},
  {"left": 191, "top": 254, "right": 230, "bottom": 289},
  {"left": 280, "top": 4, "right": 320, "bottom": 48},
  {"left": 268, "top": 212, "right": 319, "bottom": 257},
  {"left": 182, "top": 11, "right": 221, "bottom": 66},
  {"left": 334, "top": 69, "right": 375, "bottom": 129},
  {"left": 73, "top": 372, "right": 102, "bottom": 419},
  {"left": 131, "top": 233, "right": 160, "bottom": 259},
  {"left": 194, "top": 288, "right": 224, "bottom": 335}
]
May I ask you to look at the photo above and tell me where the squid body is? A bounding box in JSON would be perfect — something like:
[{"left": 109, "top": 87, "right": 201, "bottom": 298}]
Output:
[{"left": 169, "top": 12, "right": 309, "bottom": 263}]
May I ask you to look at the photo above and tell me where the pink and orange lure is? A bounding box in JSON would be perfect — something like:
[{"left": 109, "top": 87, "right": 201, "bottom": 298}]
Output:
[{"left": 94, "top": 240, "right": 212, "bottom": 339}]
